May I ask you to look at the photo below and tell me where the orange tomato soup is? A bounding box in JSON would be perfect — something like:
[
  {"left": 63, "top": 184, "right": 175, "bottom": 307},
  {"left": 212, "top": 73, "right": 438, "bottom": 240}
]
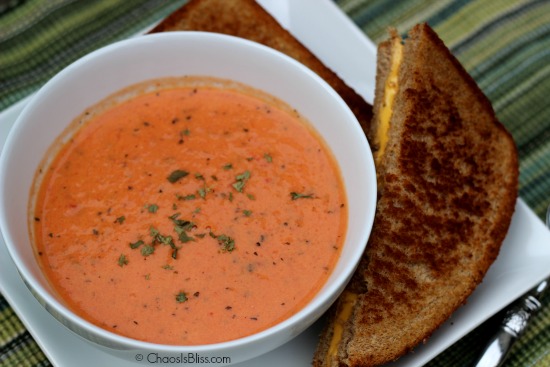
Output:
[{"left": 31, "top": 77, "right": 347, "bottom": 345}]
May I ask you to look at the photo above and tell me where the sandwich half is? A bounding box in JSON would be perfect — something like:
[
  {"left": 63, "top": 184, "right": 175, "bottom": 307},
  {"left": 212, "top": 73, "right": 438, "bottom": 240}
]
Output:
[
  {"left": 149, "top": 0, "right": 373, "bottom": 133},
  {"left": 313, "top": 23, "right": 518, "bottom": 367}
]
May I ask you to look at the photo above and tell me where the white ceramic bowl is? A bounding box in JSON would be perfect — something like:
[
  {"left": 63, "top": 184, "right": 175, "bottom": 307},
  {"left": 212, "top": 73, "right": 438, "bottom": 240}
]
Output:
[{"left": 0, "top": 32, "right": 376, "bottom": 366}]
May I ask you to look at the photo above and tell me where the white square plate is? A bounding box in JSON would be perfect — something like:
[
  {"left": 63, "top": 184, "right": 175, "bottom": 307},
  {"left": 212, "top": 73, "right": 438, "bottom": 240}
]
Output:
[{"left": 1, "top": 1, "right": 549, "bottom": 366}]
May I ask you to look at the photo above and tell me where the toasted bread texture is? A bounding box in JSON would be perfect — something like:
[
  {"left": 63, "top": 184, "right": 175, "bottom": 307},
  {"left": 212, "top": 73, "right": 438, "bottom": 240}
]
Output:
[
  {"left": 313, "top": 23, "right": 518, "bottom": 367},
  {"left": 149, "top": 0, "right": 372, "bottom": 132}
]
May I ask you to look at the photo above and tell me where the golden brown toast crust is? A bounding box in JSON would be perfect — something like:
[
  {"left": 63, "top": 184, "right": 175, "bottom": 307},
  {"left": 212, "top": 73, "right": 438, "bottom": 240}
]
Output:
[
  {"left": 313, "top": 23, "right": 518, "bottom": 367},
  {"left": 150, "top": 0, "right": 373, "bottom": 132}
]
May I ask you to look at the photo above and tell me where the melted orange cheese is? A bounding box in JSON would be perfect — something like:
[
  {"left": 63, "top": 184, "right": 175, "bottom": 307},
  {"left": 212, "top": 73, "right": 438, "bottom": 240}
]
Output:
[
  {"left": 375, "top": 38, "right": 403, "bottom": 163},
  {"left": 327, "top": 291, "right": 357, "bottom": 358}
]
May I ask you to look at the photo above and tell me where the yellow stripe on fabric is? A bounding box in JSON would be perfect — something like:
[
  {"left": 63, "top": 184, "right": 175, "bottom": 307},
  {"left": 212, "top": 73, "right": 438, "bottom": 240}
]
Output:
[
  {"left": 457, "top": 3, "right": 550, "bottom": 71},
  {"left": 387, "top": 0, "right": 452, "bottom": 39},
  {"left": 1, "top": 338, "right": 50, "bottom": 367},
  {"left": 0, "top": 0, "right": 187, "bottom": 111},
  {"left": 494, "top": 64, "right": 550, "bottom": 120},
  {"left": 337, "top": 0, "right": 454, "bottom": 43},
  {"left": 479, "top": 38, "right": 549, "bottom": 94},
  {"left": 0, "top": 303, "right": 26, "bottom": 344},
  {"left": 0, "top": 0, "right": 75, "bottom": 41},
  {"left": 0, "top": 1, "right": 125, "bottom": 65},
  {"left": 519, "top": 140, "right": 550, "bottom": 214},
  {"left": 434, "top": 0, "right": 522, "bottom": 49}
]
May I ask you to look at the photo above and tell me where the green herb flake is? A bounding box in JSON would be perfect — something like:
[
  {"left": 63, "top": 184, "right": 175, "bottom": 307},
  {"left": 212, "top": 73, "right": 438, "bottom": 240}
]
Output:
[
  {"left": 162, "top": 264, "right": 174, "bottom": 270},
  {"left": 149, "top": 226, "right": 175, "bottom": 248},
  {"left": 145, "top": 204, "right": 159, "bottom": 213},
  {"left": 157, "top": 233, "right": 175, "bottom": 247},
  {"left": 264, "top": 153, "right": 273, "bottom": 163},
  {"left": 167, "top": 170, "right": 189, "bottom": 183},
  {"left": 174, "top": 226, "right": 194, "bottom": 244},
  {"left": 232, "top": 170, "right": 251, "bottom": 192},
  {"left": 243, "top": 210, "right": 252, "bottom": 217},
  {"left": 169, "top": 213, "right": 195, "bottom": 230},
  {"left": 118, "top": 254, "right": 129, "bottom": 267},
  {"left": 236, "top": 171, "right": 251, "bottom": 181},
  {"left": 150, "top": 227, "right": 160, "bottom": 237},
  {"left": 223, "top": 163, "right": 233, "bottom": 170},
  {"left": 198, "top": 187, "right": 206, "bottom": 199},
  {"left": 216, "top": 234, "right": 235, "bottom": 252},
  {"left": 195, "top": 173, "right": 205, "bottom": 181},
  {"left": 115, "top": 216, "right": 125, "bottom": 224},
  {"left": 176, "top": 291, "right": 188, "bottom": 303},
  {"left": 141, "top": 244, "right": 155, "bottom": 257},
  {"left": 177, "top": 193, "right": 196, "bottom": 201},
  {"left": 290, "top": 192, "right": 314, "bottom": 200},
  {"left": 169, "top": 213, "right": 195, "bottom": 248},
  {"left": 129, "top": 240, "right": 144, "bottom": 249},
  {"left": 200, "top": 186, "right": 212, "bottom": 199}
]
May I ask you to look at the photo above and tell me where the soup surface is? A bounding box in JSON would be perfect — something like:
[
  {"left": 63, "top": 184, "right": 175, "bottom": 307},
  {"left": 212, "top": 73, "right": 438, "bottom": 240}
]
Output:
[{"left": 32, "top": 77, "right": 347, "bottom": 345}]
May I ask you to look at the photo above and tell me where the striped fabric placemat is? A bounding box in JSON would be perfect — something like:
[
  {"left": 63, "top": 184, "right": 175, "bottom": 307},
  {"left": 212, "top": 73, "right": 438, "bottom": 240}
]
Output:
[
  {"left": 1, "top": 0, "right": 550, "bottom": 366},
  {"left": 0, "top": 0, "right": 187, "bottom": 110}
]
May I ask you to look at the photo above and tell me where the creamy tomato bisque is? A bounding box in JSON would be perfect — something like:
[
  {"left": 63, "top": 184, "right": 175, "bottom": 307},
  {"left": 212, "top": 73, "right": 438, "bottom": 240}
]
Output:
[{"left": 31, "top": 77, "right": 347, "bottom": 345}]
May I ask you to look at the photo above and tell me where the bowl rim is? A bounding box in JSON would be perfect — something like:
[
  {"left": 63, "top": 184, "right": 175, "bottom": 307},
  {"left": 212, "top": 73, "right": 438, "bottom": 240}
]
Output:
[{"left": 0, "top": 31, "right": 377, "bottom": 354}]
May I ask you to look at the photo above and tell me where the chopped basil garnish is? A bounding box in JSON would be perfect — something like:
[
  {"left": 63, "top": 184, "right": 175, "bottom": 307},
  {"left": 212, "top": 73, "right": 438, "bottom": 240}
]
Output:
[
  {"left": 176, "top": 291, "right": 188, "bottom": 303},
  {"left": 118, "top": 254, "right": 129, "bottom": 267},
  {"left": 232, "top": 170, "right": 250, "bottom": 192},
  {"left": 130, "top": 240, "right": 144, "bottom": 249},
  {"left": 290, "top": 192, "right": 314, "bottom": 200},
  {"left": 167, "top": 170, "right": 189, "bottom": 183},
  {"left": 141, "top": 244, "right": 155, "bottom": 257},
  {"left": 211, "top": 233, "right": 235, "bottom": 252}
]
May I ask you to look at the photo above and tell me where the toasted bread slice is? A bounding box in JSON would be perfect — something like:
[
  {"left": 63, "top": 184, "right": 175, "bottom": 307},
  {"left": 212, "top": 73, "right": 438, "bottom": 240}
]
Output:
[
  {"left": 149, "top": 0, "right": 372, "bottom": 132},
  {"left": 313, "top": 23, "right": 518, "bottom": 367}
]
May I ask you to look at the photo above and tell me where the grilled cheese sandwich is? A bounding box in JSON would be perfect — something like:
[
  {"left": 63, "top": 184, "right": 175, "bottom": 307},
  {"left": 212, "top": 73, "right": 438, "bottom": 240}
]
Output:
[{"left": 313, "top": 23, "right": 518, "bottom": 367}]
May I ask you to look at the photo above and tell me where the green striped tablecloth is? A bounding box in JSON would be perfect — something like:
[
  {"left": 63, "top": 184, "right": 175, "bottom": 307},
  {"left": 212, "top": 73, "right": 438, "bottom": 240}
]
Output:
[{"left": 1, "top": 0, "right": 549, "bottom": 366}]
